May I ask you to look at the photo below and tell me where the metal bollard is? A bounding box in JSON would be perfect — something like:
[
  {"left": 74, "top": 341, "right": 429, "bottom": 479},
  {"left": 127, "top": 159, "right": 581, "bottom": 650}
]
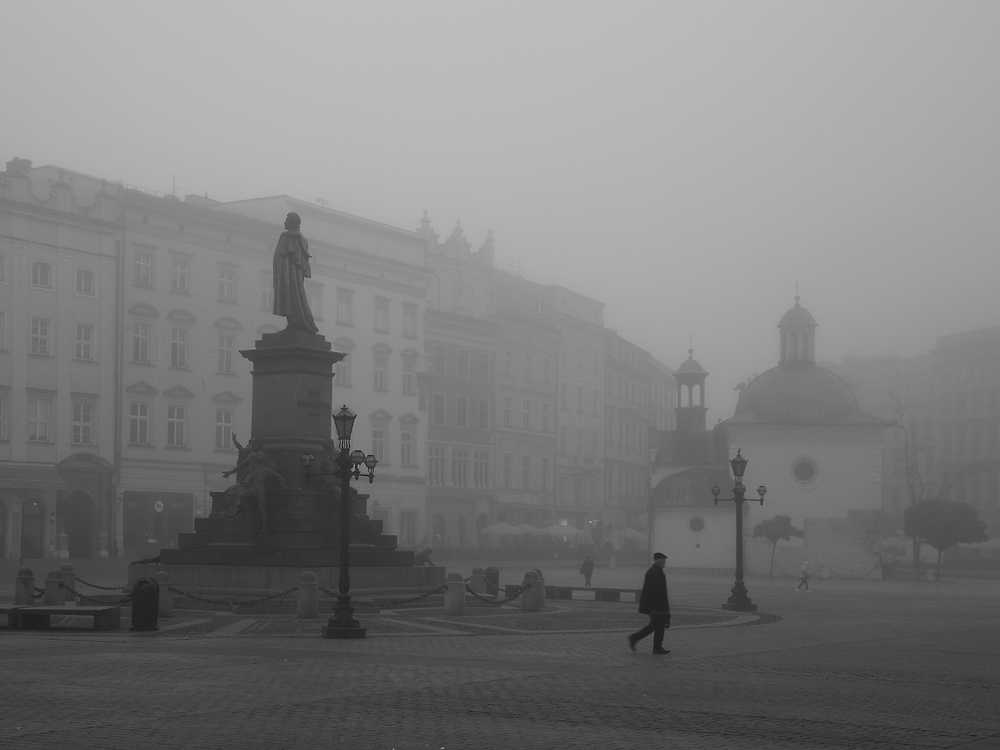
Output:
[
  {"left": 521, "top": 570, "right": 544, "bottom": 612},
  {"left": 60, "top": 564, "right": 77, "bottom": 607},
  {"left": 154, "top": 571, "right": 173, "bottom": 618},
  {"left": 130, "top": 577, "right": 159, "bottom": 632},
  {"left": 44, "top": 570, "right": 66, "bottom": 606},
  {"left": 468, "top": 567, "right": 486, "bottom": 594},
  {"left": 297, "top": 572, "right": 319, "bottom": 619},
  {"left": 443, "top": 571, "right": 466, "bottom": 616},
  {"left": 15, "top": 567, "right": 36, "bottom": 606},
  {"left": 484, "top": 567, "right": 500, "bottom": 600}
]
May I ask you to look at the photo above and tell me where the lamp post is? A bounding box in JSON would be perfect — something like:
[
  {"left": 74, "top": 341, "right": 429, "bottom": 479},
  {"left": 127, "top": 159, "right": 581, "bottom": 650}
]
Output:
[
  {"left": 300, "top": 405, "right": 377, "bottom": 639},
  {"left": 711, "top": 449, "right": 766, "bottom": 612}
]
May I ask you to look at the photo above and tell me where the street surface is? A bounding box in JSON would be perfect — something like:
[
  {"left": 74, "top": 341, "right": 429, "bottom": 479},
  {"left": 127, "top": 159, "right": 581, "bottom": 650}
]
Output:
[{"left": 1, "top": 561, "right": 999, "bottom": 749}]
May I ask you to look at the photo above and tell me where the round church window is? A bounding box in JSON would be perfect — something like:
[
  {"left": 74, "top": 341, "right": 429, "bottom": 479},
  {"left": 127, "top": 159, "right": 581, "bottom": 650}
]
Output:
[
  {"left": 793, "top": 459, "right": 817, "bottom": 483},
  {"left": 688, "top": 516, "right": 705, "bottom": 533}
]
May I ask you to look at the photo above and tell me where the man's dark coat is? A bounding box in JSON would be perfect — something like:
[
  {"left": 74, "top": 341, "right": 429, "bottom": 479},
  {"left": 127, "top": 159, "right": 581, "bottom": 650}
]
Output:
[{"left": 638, "top": 564, "right": 670, "bottom": 616}]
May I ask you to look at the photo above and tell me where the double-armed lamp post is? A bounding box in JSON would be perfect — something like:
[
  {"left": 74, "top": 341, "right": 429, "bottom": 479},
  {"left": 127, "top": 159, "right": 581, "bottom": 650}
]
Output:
[
  {"left": 711, "top": 449, "right": 766, "bottom": 612},
  {"left": 300, "top": 405, "right": 377, "bottom": 639}
]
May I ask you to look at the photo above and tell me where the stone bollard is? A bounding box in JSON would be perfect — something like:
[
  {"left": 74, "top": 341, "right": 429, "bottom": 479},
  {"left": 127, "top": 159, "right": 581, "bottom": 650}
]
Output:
[
  {"left": 15, "top": 567, "right": 35, "bottom": 605},
  {"left": 297, "top": 572, "right": 319, "bottom": 619},
  {"left": 468, "top": 567, "right": 486, "bottom": 595},
  {"left": 60, "top": 564, "right": 77, "bottom": 607},
  {"left": 154, "top": 571, "right": 173, "bottom": 618},
  {"left": 443, "top": 571, "right": 466, "bottom": 616},
  {"left": 44, "top": 570, "right": 67, "bottom": 606},
  {"left": 521, "top": 570, "right": 545, "bottom": 612}
]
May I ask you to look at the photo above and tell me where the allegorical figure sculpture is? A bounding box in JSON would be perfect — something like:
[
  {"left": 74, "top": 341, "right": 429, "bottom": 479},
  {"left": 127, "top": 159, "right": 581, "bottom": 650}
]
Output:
[
  {"left": 222, "top": 436, "right": 286, "bottom": 530},
  {"left": 272, "top": 211, "right": 319, "bottom": 334}
]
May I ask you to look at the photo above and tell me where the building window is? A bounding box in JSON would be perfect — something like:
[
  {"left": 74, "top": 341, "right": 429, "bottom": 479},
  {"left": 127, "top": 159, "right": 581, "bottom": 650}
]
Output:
[
  {"left": 373, "top": 354, "right": 388, "bottom": 390},
  {"left": 593, "top": 389, "right": 600, "bottom": 416},
  {"left": 402, "top": 303, "right": 418, "bottom": 337},
  {"left": 432, "top": 344, "right": 447, "bottom": 376},
  {"left": 688, "top": 516, "right": 705, "bottom": 533},
  {"left": 0, "top": 311, "right": 5, "bottom": 351},
  {"left": 28, "top": 398, "right": 51, "bottom": 442},
  {"left": 432, "top": 393, "right": 446, "bottom": 425},
  {"left": 793, "top": 458, "right": 817, "bottom": 484},
  {"left": 401, "top": 430, "right": 414, "bottom": 466},
  {"left": 167, "top": 405, "right": 186, "bottom": 447},
  {"left": 504, "top": 351, "right": 513, "bottom": 377},
  {"left": 132, "top": 322, "right": 150, "bottom": 364},
  {"left": 474, "top": 451, "right": 491, "bottom": 488},
  {"left": 534, "top": 298, "right": 544, "bottom": 313},
  {"left": 522, "top": 455, "right": 533, "bottom": 490},
  {"left": 130, "top": 402, "right": 149, "bottom": 445},
  {"left": 478, "top": 352, "right": 491, "bottom": 383},
  {"left": 372, "top": 427, "right": 386, "bottom": 463},
  {"left": 478, "top": 399, "right": 489, "bottom": 430},
  {"left": 457, "top": 349, "right": 469, "bottom": 380},
  {"left": 402, "top": 359, "right": 416, "bottom": 394},
  {"left": 0, "top": 392, "right": 6, "bottom": 439},
  {"left": 522, "top": 399, "right": 532, "bottom": 430},
  {"left": 336, "top": 289, "right": 354, "bottom": 325},
  {"left": 171, "top": 259, "right": 189, "bottom": 293},
  {"left": 32, "top": 262, "right": 53, "bottom": 289},
  {"left": 218, "top": 335, "right": 235, "bottom": 374},
  {"left": 374, "top": 297, "right": 390, "bottom": 332},
  {"left": 219, "top": 268, "right": 236, "bottom": 302},
  {"left": 456, "top": 396, "right": 468, "bottom": 428},
  {"left": 540, "top": 402, "right": 550, "bottom": 433},
  {"left": 0, "top": 254, "right": 5, "bottom": 283},
  {"left": 262, "top": 276, "right": 274, "bottom": 310},
  {"left": 30, "top": 317, "right": 50, "bottom": 355},
  {"left": 133, "top": 251, "right": 153, "bottom": 287},
  {"left": 502, "top": 396, "right": 513, "bottom": 427},
  {"left": 170, "top": 328, "right": 188, "bottom": 368},
  {"left": 335, "top": 354, "right": 352, "bottom": 386},
  {"left": 577, "top": 384, "right": 584, "bottom": 413},
  {"left": 502, "top": 453, "right": 513, "bottom": 489},
  {"left": 543, "top": 359, "right": 552, "bottom": 384},
  {"left": 523, "top": 354, "right": 532, "bottom": 380},
  {"left": 429, "top": 445, "right": 446, "bottom": 485},
  {"left": 215, "top": 409, "right": 234, "bottom": 449},
  {"left": 540, "top": 456, "right": 550, "bottom": 492},
  {"left": 307, "top": 284, "right": 323, "bottom": 319},
  {"left": 75, "top": 323, "right": 94, "bottom": 361},
  {"left": 76, "top": 269, "right": 95, "bottom": 295},
  {"left": 451, "top": 448, "right": 469, "bottom": 487}
]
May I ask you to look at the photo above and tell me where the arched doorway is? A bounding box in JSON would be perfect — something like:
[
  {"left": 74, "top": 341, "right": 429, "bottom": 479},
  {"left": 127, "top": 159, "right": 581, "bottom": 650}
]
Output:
[
  {"left": 20, "top": 500, "right": 45, "bottom": 559},
  {"left": 60, "top": 491, "right": 94, "bottom": 558},
  {"left": 457, "top": 513, "right": 467, "bottom": 548},
  {"left": 475, "top": 513, "right": 489, "bottom": 547},
  {"left": 431, "top": 513, "right": 445, "bottom": 549}
]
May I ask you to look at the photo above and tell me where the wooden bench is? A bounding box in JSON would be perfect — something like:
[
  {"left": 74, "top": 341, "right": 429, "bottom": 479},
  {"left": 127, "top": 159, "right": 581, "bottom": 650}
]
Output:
[
  {"left": 6, "top": 605, "right": 122, "bottom": 631},
  {"left": 545, "top": 586, "right": 642, "bottom": 603}
]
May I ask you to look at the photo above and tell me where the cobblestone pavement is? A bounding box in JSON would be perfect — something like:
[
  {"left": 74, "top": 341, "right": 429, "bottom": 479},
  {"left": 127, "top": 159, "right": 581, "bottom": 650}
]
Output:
[{"left": 2, "top": 577, "right": 999, "bottom": 750}]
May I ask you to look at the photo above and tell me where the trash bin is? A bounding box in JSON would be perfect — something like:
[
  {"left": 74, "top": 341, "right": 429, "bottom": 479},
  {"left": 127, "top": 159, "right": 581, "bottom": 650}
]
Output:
[
  {"left": 484, "top": 567, "right": 500, "bottom": 599},
  {"left": 130, "top": 577, "right": 160, "bottom": 632}
]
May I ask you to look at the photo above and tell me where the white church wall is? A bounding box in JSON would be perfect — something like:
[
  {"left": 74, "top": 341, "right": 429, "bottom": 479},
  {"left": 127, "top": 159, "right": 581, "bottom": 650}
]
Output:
[{"left": 652, "top": 506, "right": 735, "bottom": 570}]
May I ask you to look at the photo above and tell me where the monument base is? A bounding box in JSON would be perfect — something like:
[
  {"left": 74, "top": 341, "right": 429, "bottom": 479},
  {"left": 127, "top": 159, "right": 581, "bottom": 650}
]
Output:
[
  {"left": 722, "top": 602, "right": 758, "bottom": 612},
  {"left": 323, "top": 624, "right": 367, "bottom": 639}
]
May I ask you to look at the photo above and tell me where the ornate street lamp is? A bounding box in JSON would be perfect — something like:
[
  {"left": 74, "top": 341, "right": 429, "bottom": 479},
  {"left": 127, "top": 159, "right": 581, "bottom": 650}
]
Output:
[
  {"left": 711, "top": 449, "right": 766, "bottom": 612},
  {"left": 299, "top": 405, "right": 377, "bottom": 639}
]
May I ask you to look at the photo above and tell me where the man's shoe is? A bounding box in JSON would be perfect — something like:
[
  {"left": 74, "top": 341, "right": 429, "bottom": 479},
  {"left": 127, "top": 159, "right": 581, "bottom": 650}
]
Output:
[
  {"left": 653, "top": 648, "right": 670, "bottom": 655},
  {"left": 627, "top": 635, "right": 637, "bottom": 652}
]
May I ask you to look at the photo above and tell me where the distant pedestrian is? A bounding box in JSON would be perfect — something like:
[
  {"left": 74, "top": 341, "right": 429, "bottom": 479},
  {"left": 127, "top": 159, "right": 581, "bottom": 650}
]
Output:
[
  {"left": 795, "top": 562, "right": 812, "bottom": 593},
  {"left": 628, "top": 552, "right": 671, "bottom": 655},
  {"left": 579, "top": 555, "right": 594, "bottom": 587}
]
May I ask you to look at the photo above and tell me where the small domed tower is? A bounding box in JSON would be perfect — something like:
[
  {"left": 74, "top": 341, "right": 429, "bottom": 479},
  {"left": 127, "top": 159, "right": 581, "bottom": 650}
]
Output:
[
  {"left": 674, "top": 349, "right": 709, "bottom": 433},
  {"left": 778, "top": 295, "right": 818, "bottom": 365}
]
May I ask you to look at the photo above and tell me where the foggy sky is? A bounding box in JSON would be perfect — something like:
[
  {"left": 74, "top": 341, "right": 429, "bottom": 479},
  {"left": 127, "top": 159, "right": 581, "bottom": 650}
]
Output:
[{"left": 5, "top": 1, "right": 999, "bottom": 422}]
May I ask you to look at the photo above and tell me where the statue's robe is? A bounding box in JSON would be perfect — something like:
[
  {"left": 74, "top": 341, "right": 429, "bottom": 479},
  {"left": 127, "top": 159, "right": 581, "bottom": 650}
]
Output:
[{"left": 272, "top": 229, "right": 319, "bottom": 334}]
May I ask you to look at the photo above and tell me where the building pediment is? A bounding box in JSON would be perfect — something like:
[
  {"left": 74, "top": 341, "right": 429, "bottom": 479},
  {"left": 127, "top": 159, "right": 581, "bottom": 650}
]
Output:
[
  {"left": 125, "top": 381, "right": 158, "bottom": 396},
  {"left": 369, "top": 409, "right": 393, "bottom": 421},
  {"left": 401, "top": 348, "right": 421, "bottom": 359},
  {"left": 163, "top": 385, "right": 196, "bottom": 399},
  {"left": 399, "top": 412, "right": 420, "bottom": 424},
  {"left": 128, "top": 303, "right": 159, "bottom": 319},
  {"left": 167, "top": 309, "right": 197, "bottom": 324},
  {"left": 56, "top": 453, "right": 115, "bottom": 475},
  {"left": 212, "top": 390, "right": 243, "bottom": 404},
  {"left": 215, "top": 316, "right": 243, "bottom": 331}
]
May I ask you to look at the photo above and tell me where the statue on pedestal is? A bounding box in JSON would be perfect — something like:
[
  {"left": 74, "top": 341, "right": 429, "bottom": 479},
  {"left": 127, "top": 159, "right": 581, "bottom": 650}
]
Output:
[
  {"left": 222, "top": 436, "right": 285, "bottom": 530},
  {"left": 272, "top": 212, "right": 319, "bottom": 334}
]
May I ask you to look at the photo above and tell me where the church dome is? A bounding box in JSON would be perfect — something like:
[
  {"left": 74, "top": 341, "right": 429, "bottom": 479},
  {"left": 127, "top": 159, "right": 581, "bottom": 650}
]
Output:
[
  {"left": 735, "top": 364, "right": 860, "bottom": 422},
  {"left": 777, "top": 303, "right": 817, "bottom": 328},
  {"left": 675, "top": 349, "right": 708, "bottom": 377}
]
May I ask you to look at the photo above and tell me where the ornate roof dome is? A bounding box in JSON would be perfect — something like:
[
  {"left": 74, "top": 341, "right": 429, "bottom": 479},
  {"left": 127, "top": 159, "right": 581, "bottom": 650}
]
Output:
[
  {"left": 675, "top": 349, "right": 708, "bottom": 377},
  {"left": 735, "top": 365, "right": 861, "bottom": 422}
]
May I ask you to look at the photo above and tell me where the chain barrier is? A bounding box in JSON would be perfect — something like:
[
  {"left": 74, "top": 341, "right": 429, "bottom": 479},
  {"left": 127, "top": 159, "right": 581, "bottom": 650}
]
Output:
[
  {"left": 21, "top": 579, "right": 45, "bottom": 599},
  {"left": 168, "top": 585, "right": 299, "bottom": 608},
  {"left": 485, "top": 579, "right": 502, "bottom": 592},
  {"left": 320, "top": 583, "right": 448, "bottom": 608},
  {"left": 59, "top": 582, "right": 133, "bottom": 606},
  {"left": 130, "top": 555, "right": 161, "bottom": 566},
  {"left": 74, "top": 577, "right": 125, "bottom": 591},
  {"left": 466, "top": 581, "right": 531, "bottom": 605}
]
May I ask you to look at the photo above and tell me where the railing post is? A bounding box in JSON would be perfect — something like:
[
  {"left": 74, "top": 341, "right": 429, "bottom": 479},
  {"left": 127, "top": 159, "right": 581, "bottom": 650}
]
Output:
[
  {"left": 15, "top": 567, "right": 35, "bottom": 605},
  {"left": 44, "top": 570, "right": 66, "bottom": 606},
  {"left": 468, "top": 567, "right": 486, "bottom": 594},
  {"left": 154, "top": 571, "right": 173, "bottom": 618},
  {"left": 60, "top": 564, "right": 77, "bottom": 607},
  {"left": 521, "top": 570, "right": 544, "bottom": 612},
  {"left": 297, "top": 572, "right": 319, "bottom": 619},
  {"left": 443, "top": 571, "right": 466, "bottom": 616}
]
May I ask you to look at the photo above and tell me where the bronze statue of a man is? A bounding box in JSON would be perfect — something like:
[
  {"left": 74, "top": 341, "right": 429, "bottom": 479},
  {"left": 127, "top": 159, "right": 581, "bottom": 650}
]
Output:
[{"left": 272, "top": 212, "right": 319, "bottom": 334}]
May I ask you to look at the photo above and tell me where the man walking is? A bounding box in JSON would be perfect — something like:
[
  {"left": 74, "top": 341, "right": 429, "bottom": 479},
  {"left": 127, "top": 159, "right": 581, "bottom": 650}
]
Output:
[{"left": 628, "top": 552, "right": 671, "bottom": 655}]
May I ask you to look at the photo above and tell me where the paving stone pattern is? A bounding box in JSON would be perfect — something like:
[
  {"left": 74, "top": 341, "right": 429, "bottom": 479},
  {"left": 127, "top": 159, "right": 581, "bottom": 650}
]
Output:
[{"left": 1, "top": 576, "right": 999, "bottom": 749}]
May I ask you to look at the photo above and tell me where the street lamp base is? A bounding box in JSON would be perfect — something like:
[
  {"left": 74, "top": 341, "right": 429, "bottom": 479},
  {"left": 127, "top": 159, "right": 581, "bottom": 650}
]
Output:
[
  {"left": 322, "top": 623, "right": 367, "bottom": 639},
  {"left": 722, "top": 602, "right": 758, "bottom": 612}
]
